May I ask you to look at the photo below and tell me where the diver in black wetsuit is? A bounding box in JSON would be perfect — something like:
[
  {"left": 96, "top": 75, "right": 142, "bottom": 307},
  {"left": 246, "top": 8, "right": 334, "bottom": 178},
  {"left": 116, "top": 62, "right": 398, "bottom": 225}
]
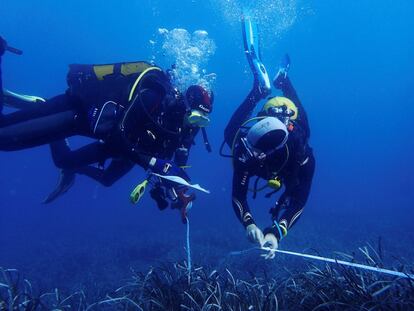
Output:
[
  {"left": 0, "top": 53, "right": 211, "bottom": 204},
  {"left": 223, "top": 15, "right": 314, "bottom": 259},
  {"left": 43, "top": 85, "right": 213, "bottom": 203},
  {"left": 225, "top": 57, "right": 315, "bottom": 259}
]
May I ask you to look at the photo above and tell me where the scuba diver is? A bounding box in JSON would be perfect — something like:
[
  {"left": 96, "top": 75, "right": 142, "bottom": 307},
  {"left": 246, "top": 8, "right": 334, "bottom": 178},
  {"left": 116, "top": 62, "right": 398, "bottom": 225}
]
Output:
[
  {"left": 222, "top": 14, "right": 315, "bottom": 259},
  {"left": 0, "top": 36, "right": 212, "bottom": 215},
  {"left": 43, "top": 84, "right": 213, "bottom": 205}
]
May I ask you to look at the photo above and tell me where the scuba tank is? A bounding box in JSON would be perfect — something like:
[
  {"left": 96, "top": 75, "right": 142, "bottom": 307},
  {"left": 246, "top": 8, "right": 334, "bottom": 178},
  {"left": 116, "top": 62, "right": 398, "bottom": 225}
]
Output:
[
  {"left": 66, "top": 61, "right": 154, "bottom": 137},
  {"left": 219, "top": 97, "right": 299, "bottom": 198}
]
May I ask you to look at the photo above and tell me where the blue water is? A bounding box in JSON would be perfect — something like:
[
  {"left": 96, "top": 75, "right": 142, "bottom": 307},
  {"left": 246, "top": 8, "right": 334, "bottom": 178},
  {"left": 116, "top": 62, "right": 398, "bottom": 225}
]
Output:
[{"left": 1, "top": 0, "right": 413, "bottom": 294}]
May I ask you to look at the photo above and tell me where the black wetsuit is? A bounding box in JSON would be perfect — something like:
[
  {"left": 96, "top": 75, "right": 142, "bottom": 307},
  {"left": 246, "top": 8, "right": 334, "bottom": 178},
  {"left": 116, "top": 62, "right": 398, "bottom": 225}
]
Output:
[
  {"left": 0, "top": 67, "right": 186, "bottom": 171},
  {"left": 50, "top": 126, "right": 200, "bottom": 187},
  {"left": 224, "top": 78, "right": 315, "bottom": 242}
]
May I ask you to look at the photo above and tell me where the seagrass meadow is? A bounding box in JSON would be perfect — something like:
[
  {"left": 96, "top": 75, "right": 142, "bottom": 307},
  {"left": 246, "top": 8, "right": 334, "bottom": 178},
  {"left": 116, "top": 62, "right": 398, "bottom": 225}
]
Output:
[{"left": 1, "top": 236, "right": 414, "bottom": 310}]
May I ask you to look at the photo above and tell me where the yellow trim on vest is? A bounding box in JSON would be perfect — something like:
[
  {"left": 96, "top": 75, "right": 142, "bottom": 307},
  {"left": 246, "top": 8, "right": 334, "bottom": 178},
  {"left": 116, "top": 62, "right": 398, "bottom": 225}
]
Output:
[
  {"left": 128, "top": 66, "right": 162, "bottom": 102},
  {"left": 121, "top": 62, "right": 151, "bottom": 76},
  {"left": 93, "top": 65, "right": 114, "bottom": 80}
]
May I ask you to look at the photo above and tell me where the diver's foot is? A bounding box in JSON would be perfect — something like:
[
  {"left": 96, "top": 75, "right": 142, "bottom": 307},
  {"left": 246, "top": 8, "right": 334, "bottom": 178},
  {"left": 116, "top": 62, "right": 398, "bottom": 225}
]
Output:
[
  {"left": 255, "top": 61, "right": 271, "bottom": 98},
  {"left": 256, "top": 76, "right": 271, "bottom": 99},
  {"left": 273, "top": 54, "right": 291, "bottom": 89},
  {"left": 242, "top": 11, "right": 271, "bottom": 98},
  {"left": 43, "top": 170, "right": 76, "bottom": 204}
]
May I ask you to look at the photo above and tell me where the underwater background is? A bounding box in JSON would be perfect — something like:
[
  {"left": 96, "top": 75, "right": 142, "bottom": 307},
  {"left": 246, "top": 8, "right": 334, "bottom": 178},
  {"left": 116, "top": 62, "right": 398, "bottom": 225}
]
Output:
[{"left": 1, "top": 0, "right": 413, "bottom": 308}]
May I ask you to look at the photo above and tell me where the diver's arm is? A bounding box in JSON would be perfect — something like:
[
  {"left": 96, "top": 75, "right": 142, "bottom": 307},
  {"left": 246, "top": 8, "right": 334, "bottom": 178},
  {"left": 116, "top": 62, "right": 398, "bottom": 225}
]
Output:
[
  {"left": 112, "top": 128, "right": 153, "bottom": 169},
  {"left": 264, "top": 152, "right": 315, "bottom": 241},
  {"left": 118, "top": 136, "right": 188, "bottom": 180},
  {"left": 173, "top": 127, "right": 199, "bottom": 166},
  {"left": 50, "top": 140, "right": 110, "bottom": 170},
  {"left": 77, "top": 159, "right": 134, "bottom": 187},
  {"left": 124, "top": 148, "right": 153, "bottom": 169},
  {"left": 232, "top": 166, "right": 255, "bottom": 228}
]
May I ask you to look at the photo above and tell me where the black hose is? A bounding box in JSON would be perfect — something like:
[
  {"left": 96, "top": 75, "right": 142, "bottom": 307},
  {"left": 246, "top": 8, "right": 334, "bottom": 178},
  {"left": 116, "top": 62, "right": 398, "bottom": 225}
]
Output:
[{"left": 219, "top": 140, "right": 233, "bottom": 158}]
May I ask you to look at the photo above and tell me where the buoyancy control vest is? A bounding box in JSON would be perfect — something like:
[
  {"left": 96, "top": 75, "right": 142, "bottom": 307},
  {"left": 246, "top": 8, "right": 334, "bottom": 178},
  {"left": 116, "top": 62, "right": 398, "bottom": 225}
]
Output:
[
  {"left": 66, "top": 61, "right": 186, "bottom": 158},
  {"left": 67, "top": 61, "right": 154, "bottom": 136}
]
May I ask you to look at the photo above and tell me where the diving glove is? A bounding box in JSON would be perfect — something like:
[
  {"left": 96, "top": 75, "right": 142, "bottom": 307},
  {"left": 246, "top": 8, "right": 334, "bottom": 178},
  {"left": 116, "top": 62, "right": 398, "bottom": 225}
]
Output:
[
  {"left": 261, "top": 233, "right": 279, "bottom": 260},
  {"left": 246, "top": 224, "right": 265, "bottom": 246},
  {"left": 150, "top": 186, "right": 169, "bottom": 211},
  {"left": 273, "top": 54, "right": 291, "bottom": 89}
]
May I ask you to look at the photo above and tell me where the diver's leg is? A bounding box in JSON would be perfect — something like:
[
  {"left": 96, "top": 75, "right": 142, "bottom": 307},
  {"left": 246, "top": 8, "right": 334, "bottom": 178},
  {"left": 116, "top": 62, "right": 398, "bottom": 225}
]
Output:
[
  {"left": 281, "top": 78, "right": 310, "bottom": 139},
  {"left": 50, "top": 140, "right": 110, "bottom": 170},
  {"left": 0, "top": 95, "right": 80, "bottom": 150},
  {"left": 77, "top": 159, "right": 134, "bottom": 187},
  {"left": 224, "top": 12, "right": 270, "bottom": 147},
  {"left": 242, "top": 11, "right": 271, "bottom": 96},
  {"left": 44, "top": 141, "right": 112, "bottom": 204},
  {"left": 273, "top": 55, "right": 310, "bottom": 139},
  {"left": 224, "top": 88, "right": 263, "bottom": 146}
]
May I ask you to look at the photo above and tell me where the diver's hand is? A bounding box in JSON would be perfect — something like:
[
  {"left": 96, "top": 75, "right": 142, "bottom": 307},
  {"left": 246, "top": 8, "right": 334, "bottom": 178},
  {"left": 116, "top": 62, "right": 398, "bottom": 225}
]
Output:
[
  {"left": 245, "top": 151, "right": 267, "bottom": 168},
  {"left": 149, "top": 158, "right": 189, "bottom": 180},
  {"left": 239, "top": 149, "right": 267, "bottom": 167},
  {"left": 261, "top": 233, "right": 279, "bottom": 260},
  {"left": 246, "top": 224, "right": 265, "bottom": 247},
  {"left": 174, "top": 147, "right": 189, "bottom": 167},
  {"left": 0, "top": 36, "right": 6, "bottom": 56}
]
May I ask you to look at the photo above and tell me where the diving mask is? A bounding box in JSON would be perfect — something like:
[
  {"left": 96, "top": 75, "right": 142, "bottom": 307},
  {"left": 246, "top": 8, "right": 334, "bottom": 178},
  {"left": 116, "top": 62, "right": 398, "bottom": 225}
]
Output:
[{"left": 185, "top": 109, "right": 210, "bottom": 127}]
